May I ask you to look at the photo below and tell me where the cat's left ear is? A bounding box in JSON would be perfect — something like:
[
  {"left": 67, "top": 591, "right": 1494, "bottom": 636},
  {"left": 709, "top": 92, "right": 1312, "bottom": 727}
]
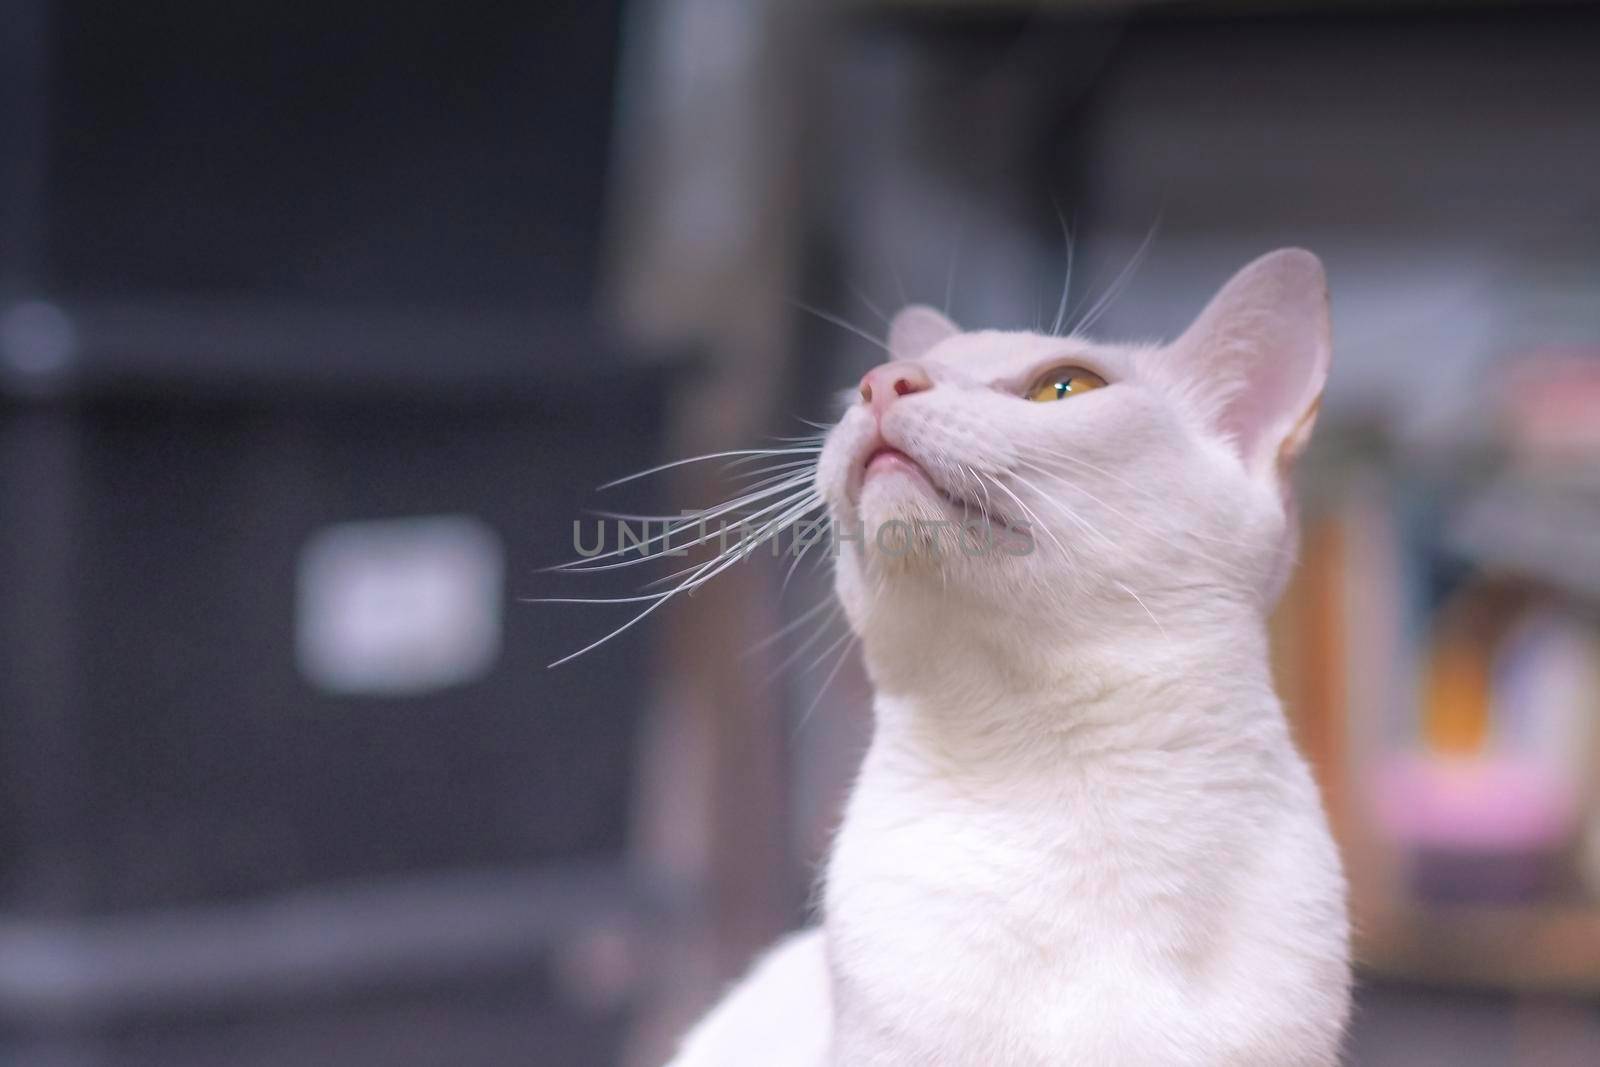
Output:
[
  {"left": 887, "top": 305, "right": 959, "bottom": 361},
  {"left": 1168, "top": 248, "right": 1330, "bottom": 486}
]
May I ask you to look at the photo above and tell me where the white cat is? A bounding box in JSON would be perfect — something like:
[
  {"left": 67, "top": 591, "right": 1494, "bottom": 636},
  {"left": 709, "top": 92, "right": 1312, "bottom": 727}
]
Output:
[{"left": 668, "top": 249, "right": 1351, "bottom": 1066}]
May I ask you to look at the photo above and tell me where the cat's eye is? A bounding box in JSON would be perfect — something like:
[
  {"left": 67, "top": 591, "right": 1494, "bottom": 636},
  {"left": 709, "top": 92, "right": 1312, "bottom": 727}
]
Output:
[{"left": 1025, "top": 367, "right": 1106, "bottom": 402}]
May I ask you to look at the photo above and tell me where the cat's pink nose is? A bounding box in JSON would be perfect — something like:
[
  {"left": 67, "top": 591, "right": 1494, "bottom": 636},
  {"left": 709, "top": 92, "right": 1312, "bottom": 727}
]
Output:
[{"left": 859, "top": 361, "right": 932, "bottom": 417}]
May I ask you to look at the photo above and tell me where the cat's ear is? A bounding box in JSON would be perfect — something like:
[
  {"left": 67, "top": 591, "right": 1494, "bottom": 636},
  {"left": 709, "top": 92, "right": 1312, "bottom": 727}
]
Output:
[
  {"left": 1169, "top": 248, "right": 1330, "bottom": 485},
  {"left": 888, "top": 305, "right": 959, "bottom": 361}
]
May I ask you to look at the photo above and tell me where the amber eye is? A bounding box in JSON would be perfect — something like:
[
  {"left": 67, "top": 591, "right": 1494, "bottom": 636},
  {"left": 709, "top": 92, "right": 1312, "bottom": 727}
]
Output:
[{"left": 1026, "top": 367, "right": 1107, "bottom": 402}]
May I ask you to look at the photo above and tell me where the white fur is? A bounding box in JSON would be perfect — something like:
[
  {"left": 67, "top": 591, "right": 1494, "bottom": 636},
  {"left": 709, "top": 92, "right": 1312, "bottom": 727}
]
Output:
[
  {"left": 668, "top": 930, "right": 831, "bottom": 1066},
  {"left": 667, "top": 249, "right": 1351, "bottom": 1066}
]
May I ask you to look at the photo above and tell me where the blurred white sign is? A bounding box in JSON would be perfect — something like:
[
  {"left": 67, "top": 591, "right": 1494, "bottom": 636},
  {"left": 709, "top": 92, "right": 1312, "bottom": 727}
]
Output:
[{"left": 296, "top": 515, "right": 504, "bottom": 696}]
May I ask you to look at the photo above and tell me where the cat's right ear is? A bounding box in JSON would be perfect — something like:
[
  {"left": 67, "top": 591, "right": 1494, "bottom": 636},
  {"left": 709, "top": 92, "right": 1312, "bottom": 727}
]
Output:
[
  {"left": 1167, "top": 248, "right": 1330, "bottom": 488},
  {"left": 888, "top": 305, "right": 959, "bottom": 361}
]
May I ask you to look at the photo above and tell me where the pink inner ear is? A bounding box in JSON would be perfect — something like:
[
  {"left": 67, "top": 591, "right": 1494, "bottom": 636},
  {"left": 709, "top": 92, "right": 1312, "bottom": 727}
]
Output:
[
  {"left": 1216, "top": 322, "right": 1324, "bottom": 471},
  {"left": 1176, "top": 249, "right": 1331, "bottom": 480}
]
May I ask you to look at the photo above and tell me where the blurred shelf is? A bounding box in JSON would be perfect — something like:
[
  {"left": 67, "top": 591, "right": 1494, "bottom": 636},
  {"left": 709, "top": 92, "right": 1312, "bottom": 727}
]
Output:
[
  {"left": 0, "top": 296, "right": 692, "bottom": 404},
  {"left": 0, "top": 860, "right": 655, "bottom": 1025},
  {"left": 1358, "top": 902, "right": 1600, "bottom": 993}
]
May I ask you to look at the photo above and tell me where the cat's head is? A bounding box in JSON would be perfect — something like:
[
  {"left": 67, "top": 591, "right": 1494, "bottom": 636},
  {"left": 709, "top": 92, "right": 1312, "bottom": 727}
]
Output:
[{"left": 816, "top": 248, "right": 1330, "bottom": 683}]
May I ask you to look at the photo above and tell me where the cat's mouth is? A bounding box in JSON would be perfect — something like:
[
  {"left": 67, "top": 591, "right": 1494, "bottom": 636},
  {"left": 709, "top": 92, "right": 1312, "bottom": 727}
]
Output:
[
  {"left": 856, "top": 442, "right": 1022, "bottom": 532},
  {"left": 856, "top": 443, "right": 940, "bottom": 502},
  {"left": 863, "top": 445, "right": 924, "bottom": 481}
]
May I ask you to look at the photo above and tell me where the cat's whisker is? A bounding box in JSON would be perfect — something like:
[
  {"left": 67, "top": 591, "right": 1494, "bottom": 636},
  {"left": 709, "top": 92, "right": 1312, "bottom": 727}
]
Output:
[
  {"left": 727, "top": 449, "right": 823, "bottom": 473},
  {"left": 780, "top": 515, "right": 832, "bottom": 596},
  {"left": 1017, "top": 475, "right": 1250, "bottom": 586},
  {"left": 527, "top": 590, "right": 682, "bottom": 607},
  {"left": 848, "top": 283, "right": 891, "bottom": 328},
  {"left": 966, "top": 464, "right": 997, "bottom": 526},
  {"left": 544, "top": 545, "right": 735, "bottom": 667},
  {"left": 549, "top": 474, "right": 819, "bottom": 572},
  {"left": 1017, "top": 447, "right": 1259, "bottom": 556},
  {"left": 1049, "top": 204, "right": 1076, "bottom": 337},
  {"left": 804, "top": 625, "right": 856, "bottom": 679},
  {"left": 943, "top": 222, "right": 965, "bottom": 317},
  {"left": 1013, "top": 454, "right": 1258, "bottom": 582},
  {"left": 724, "top": 459, "right": 821, "bottom": 492},
  {"left": 583, "top": 474, "right": 806, "bottom": 522},
  {"left": 717, "top": 465, "right": 820, "bottom": 502},
  {"left": 808, "top": 537, "right": 835, "bottom": 581},
  {"left": 763, "top": 606, "right": 846, "bottom": 687},
  {"left": 791, "top": 299, "right": 890, "bottom": 353},
  {"left": 598, "top": 446, "right": 822, "bottom": 491},
  {"left": 1007, "top": 469, "right": 1116, "bottom": 552},
  {"left": 1069, "top": 218, "right": 1160, "bottom": 337},
  {"left": 888, "top": 258, "right": 910, "bottom": 309},
  {"left": 605, "top": 469, "right": 817, "bottom": 525},
  {"left": 554, "top": 492, "right": 820, "bottom": 581},
  {"left": 794, "top": 630, "right": 859, "bottom": 736},
  {"left": 650, "top": 496, "right": 825, "bottom": 589},
  {"left": 639, "top": 493, "right": 824, "bottom": 591},
  {"left": 742, "top": 432, "right": 826, "bottom": 450},
  {"left": 747, "top": 595, "right": 837, "bottom": 657},
  {"left": 551, "top": 491, "right": 826, "bottom": 663},
  {"left": 761, "top": 434, "right": 830, "bottom": 447},
  {"left": 953, "top": 464, "right": 985, "bottom": 527},
  {"left": 1115, "top": 579, "right": 1170, "bottom": 644},
  {"left": 1016, "top": 445, "right": 1157, "bottom": 504},
  {"left": 755, "top": 601, "right": 844, "bottom": 684},
  {"left": 720, "top": 454, "right": 823, "bottom": 482},
  {"left": 763, "top": 603, "right": 847, "bottom": 684},
  {"left": 979, "top": 472, "right": 1071, "bottom": 562},
  {"left": 999, "top": 469, "right": 1104, "bottom": 601},
  {"left": 550, "top": 517, "right": 762, "bottom": 586}
]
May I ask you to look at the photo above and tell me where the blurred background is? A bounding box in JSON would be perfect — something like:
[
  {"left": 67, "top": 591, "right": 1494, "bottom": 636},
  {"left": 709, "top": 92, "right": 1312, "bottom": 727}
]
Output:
[{"left": 2, "top": 1, "right": 1598, "bottom": 1064}]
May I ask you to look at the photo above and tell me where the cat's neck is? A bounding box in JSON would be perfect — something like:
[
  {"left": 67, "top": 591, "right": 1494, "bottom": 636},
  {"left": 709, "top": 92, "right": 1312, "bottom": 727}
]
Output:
[
  {"left": 827, "top": 586, "right": 1310, "bottom": 1023},
  {"left": 857, "top": 586, "right": 1281, "bottom": 784},
  {"left": 833, "top": 611, "right": 1293, "bottom": 943},
  {"left": 831, "top": 609, "right": 1296, "bottom": 969}
]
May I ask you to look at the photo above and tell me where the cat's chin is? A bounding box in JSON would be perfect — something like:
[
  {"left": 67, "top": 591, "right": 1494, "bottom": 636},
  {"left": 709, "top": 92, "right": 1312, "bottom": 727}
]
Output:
[
  {"left": 851, "top": 473, "right": 1019, "bottom": 585},
  {"left": 857, "top": 467, "right": 950, "bottom": 539},
  {"left": 847, "top": 487, "right": 942, "bottom": 578}
]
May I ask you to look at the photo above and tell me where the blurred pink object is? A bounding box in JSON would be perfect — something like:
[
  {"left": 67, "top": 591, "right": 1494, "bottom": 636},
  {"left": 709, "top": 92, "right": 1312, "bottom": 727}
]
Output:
[
  {"left": 1503, "top": 349, "right": 1600, "bottom": 462},
  {"left": 1377, "top": 754, "right": 1579, "bottom": 852},
  {"left": 1377, "top": 753, "right": 1581, "bottom": 903}
]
